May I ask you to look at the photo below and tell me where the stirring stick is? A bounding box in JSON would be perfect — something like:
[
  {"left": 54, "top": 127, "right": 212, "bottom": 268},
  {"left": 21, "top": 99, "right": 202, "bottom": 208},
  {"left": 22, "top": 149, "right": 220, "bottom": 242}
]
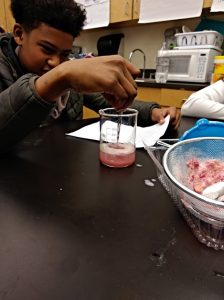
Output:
[{"left": 117, "top": 111, "right": 123, "bottom": 144}]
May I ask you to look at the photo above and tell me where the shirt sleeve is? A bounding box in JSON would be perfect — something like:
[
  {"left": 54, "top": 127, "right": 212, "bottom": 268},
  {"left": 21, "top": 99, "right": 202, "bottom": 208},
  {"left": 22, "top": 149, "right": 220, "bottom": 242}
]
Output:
[
  {"left": 181, "top": 80, "right": 224, "bottom": 120},
  {"left": 0, "top": 74, "right": 53, "bottom": 152}
]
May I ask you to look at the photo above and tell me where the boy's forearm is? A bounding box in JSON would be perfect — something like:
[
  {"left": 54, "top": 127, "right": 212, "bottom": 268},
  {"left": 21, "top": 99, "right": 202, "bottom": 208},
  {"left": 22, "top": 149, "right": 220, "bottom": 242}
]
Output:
[{"left": 35, "top": 61, "right": 71, "bottom": 102}]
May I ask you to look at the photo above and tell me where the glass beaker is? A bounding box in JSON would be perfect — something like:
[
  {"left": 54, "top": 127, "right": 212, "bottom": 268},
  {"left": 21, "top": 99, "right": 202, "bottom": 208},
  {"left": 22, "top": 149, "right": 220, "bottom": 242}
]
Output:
[{"left": 99, "top": 108, "right": 138, "bottom": 168}]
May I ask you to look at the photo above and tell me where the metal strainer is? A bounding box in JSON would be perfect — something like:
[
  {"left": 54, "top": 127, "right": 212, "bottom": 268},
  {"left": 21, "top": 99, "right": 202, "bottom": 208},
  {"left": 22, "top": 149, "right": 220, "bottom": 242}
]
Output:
[
  {"left": 161, "top": 137, "right": 224, "bottom": 250},
  {"left": 163, "top": 137, "right": 224, "bottom": 220}
]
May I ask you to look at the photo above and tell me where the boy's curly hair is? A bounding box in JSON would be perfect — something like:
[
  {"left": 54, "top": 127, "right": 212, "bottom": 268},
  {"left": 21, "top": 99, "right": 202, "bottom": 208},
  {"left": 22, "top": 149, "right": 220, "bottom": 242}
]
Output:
[{"left": 11, "top": 0, "right": 86, "bottom": 38}]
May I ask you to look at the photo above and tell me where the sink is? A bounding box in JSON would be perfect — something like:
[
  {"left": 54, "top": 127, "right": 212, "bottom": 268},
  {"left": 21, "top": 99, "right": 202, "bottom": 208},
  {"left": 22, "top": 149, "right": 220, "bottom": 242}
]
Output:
[{"left": 135, "top": 69, "right": 156, "bottom": 83}]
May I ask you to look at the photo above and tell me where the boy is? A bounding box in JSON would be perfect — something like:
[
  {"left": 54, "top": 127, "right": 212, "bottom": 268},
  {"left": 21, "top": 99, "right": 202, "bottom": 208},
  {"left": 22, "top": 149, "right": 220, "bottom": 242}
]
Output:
[{"left": 0, "top": 0, "right": 180, "bottom": 152}]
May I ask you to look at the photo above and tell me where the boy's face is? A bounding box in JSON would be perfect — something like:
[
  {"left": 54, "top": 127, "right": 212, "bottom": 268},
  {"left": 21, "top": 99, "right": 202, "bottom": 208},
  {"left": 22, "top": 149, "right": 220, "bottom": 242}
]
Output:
[{"left": 13, "top": 23, "right": 74, "bottom": 76}]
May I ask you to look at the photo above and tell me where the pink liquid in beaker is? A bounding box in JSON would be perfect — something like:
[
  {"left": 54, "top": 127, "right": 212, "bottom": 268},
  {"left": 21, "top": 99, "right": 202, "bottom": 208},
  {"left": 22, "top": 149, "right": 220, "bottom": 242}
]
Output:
[{"left": 99, "top": 143, "right": 135, "bottom": 168}]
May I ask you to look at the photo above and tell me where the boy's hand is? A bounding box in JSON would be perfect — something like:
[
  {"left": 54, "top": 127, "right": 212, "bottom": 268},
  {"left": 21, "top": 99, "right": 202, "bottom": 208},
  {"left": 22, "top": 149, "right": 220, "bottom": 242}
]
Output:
[
  {"left": 67, "top": 55, "right": 140, "bottom": 110},
  {"left": 36, "top": 55, "right": 140, "bottom": 110},
  {"left": 151, "top": 107, "right": 181, "bottom": 130}
]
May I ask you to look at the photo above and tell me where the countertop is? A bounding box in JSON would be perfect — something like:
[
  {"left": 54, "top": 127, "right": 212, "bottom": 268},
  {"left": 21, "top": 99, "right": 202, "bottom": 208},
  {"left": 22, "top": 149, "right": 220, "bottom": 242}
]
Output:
[
  {"left": 136, "top": 79, "right": 208, "bottom": 91},
  {"left": 0, "top": 117, "right": 224, "bottom": 300},
  {"left": 135, "top": 69, "right": 208, "bottom": 91}
]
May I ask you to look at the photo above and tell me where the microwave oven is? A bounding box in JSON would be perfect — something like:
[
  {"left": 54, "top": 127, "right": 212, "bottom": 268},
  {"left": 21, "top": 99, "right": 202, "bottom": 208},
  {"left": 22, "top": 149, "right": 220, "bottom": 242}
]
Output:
[{"left": 156, "top": 48, "right": 222, "bottom": 83}]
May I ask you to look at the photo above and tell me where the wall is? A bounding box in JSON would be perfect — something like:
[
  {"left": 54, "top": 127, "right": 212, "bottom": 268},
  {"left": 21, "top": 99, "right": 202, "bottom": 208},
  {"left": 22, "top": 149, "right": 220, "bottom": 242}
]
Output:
[{"left": 75, "top": 18, "right": 200, "bottom": 69}]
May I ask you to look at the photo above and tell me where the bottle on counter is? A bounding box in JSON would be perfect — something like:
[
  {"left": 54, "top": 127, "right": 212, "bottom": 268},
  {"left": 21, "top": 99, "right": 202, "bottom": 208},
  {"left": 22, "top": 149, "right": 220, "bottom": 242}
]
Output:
[{"left": 155, "top": 42, "right": 170, "bottom": 83}]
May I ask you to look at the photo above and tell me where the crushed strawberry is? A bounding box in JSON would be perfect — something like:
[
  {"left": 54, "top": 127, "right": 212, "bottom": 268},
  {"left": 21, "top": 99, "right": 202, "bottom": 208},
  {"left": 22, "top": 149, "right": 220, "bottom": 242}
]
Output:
[{"left": 186, "top": 158, "right": 224, "bottom": 193}]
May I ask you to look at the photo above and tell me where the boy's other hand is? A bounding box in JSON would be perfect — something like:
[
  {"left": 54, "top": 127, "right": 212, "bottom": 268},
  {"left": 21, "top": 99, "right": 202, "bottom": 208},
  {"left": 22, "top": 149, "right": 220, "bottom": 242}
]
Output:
[{"left": 151, "top": 107, "right": 181, "bottom": 130}]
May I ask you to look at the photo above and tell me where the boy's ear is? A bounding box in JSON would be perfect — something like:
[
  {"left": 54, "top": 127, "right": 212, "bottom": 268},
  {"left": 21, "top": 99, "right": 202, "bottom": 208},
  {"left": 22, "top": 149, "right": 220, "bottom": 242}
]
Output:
[{"left": 13, "top": 23, "right": 24, "bottom": 46}]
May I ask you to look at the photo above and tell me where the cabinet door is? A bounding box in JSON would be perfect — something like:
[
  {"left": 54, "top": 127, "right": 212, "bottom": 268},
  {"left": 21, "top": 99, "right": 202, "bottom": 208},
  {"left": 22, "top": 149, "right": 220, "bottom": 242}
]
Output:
[
  {"left": 133, "top": 0, "right": 140, "bottom": 20},
  {"left": 161, "top": 88, "right": 193, "bottom": 108},
  {"left": 137, "top": 86, "right": 194, "bottom": 108},
  {"left": 0, "top": 0, "right": 7, "bottom": 32},
  {"left": 4, "top": 0, "right": 14, "bottom": 33},
  {"left": 110, "top": 0, "right": 133, "bottom": 23},
  {"left": 83, "top": 107, "right": 99, "bottom": 119},
  {"left": 203, "top": 0, "right": 212, "bottom": 8},
  {"left": 137, "top": 87, "right": 161, "bottom": 102},
  {"left": 1, "top": 0, "right": 14, "bottom": 32}
]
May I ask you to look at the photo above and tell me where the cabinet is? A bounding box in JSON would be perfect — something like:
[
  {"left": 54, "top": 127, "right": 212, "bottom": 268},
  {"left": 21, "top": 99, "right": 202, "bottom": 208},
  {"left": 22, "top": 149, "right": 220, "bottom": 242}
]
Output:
[
  {"left": 133, "top": 0, "right": 140, "bottom": 20},
  {"left": 203, "top": 0, "right": 212, "bottom": 8},
  {"left": 136, "top": 86, "right": 194, "bottom": 108},
  {"left": 110, "top": 0, "right": 133, "bottom": 23},
  {"left": 4, "top": 0, "right": 14, "bottom": 32},
  {"left": 0, "top": 1, "right": 6, "bottom": 32},
  {"left": 110, "top": 0, "right": 140, "bottom": 23},
  {"left": 83, "top": 107, "right": 99, "bottom": 119},
  {"left": 0, "top": 0, "right": 14, "bottom": 32}
]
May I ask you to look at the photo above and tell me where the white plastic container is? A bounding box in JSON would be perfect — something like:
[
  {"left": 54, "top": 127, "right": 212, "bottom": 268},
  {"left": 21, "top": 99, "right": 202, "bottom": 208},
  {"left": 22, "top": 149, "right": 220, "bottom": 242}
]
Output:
[{"left": 175, "top": 30, "right": 223, "bottom": 49}]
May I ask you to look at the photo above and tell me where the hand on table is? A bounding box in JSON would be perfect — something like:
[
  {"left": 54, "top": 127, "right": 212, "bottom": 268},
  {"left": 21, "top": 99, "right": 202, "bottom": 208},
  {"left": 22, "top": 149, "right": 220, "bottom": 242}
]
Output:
[{"left": 151, "top": 106, "right": 181, "bottom": 130}]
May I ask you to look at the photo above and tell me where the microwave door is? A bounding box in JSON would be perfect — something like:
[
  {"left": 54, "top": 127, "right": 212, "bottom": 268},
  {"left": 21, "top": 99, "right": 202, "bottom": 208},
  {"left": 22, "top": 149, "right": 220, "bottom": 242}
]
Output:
[{"left": 168, "top": 55, "right": 191, "bottom": 81}]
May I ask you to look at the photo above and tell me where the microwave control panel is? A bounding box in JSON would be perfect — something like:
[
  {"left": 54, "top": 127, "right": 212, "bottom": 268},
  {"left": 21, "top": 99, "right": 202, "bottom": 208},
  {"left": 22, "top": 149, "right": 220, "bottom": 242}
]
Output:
[{"left": 197, "top": 55, "right": 207, "bottom": 79}]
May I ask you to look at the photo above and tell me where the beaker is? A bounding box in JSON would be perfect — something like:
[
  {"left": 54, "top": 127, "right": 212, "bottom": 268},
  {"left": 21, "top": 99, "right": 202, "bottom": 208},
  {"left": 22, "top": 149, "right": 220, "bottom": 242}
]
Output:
[{"left": 99, "top": 108, "right": 138, "bottom": 168}]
